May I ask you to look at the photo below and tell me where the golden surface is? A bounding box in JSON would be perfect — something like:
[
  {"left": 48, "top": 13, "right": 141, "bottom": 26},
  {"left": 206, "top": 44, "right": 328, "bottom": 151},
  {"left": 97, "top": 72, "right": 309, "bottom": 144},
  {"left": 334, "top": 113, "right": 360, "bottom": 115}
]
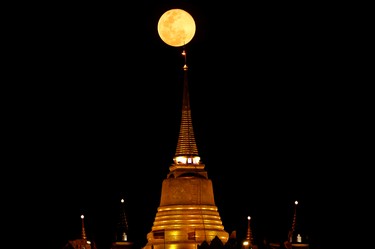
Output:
[{"left": 143, "top": 174, "right": 229, "bottom": 249}]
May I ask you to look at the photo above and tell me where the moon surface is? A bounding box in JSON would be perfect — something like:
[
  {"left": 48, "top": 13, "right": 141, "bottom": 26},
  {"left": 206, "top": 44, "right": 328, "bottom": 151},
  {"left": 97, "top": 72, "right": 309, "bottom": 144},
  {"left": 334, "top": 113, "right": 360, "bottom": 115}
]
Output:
[{"left": 157, "top": 9, "right": 196, "bottom": 47}]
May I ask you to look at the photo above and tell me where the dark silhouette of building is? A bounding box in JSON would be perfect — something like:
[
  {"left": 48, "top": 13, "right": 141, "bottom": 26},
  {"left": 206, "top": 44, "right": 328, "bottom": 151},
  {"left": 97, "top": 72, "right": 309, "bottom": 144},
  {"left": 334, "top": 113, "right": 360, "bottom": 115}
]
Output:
[
  {"left": 269, "top": 201, "right": 309, "bottom": 249},
  {"left": 111, "top": 198, "right": 134, "bottom": 249}
]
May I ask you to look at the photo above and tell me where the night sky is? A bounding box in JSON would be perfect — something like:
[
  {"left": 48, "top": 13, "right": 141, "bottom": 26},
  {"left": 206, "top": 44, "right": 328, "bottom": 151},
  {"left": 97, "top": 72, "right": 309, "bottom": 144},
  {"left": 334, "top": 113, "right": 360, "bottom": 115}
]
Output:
[{"left": 9, "top": 1, "right": 345, "bottom": 248}]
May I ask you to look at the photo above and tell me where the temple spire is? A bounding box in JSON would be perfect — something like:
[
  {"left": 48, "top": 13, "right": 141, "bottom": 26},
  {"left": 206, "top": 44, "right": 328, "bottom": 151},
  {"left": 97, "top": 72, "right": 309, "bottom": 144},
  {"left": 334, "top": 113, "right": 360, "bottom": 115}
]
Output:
[
  {"left": 246, "top": 216, "right": 254, "bottom": 245},
  {"left": 63, "top": 214, "right": 97, "bottom": 249},
  {"left": 173, "top": 47, "right": 200, "bottom": 166},
  {"left": 81, "top": 214, "right": 87, "bottom": 240},
  {"left": 242, "top": 216, "right": 255, "bottom": 249},
  {"left": 143, "top": 22, "right": 229, "bottom": 249},
  {"left": 117, "top": 198, "right": 129, "bottom": 242},
  {"left": 111, "top": 197, "right": 134, "bottom": 249},
  {"left": 287, "top": 201, "right": 298, "bottom": 243}
]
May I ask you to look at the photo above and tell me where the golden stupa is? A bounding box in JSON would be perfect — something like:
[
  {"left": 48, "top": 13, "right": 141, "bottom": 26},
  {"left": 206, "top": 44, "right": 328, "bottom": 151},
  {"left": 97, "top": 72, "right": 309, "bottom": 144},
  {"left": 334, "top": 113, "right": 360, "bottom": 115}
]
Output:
[{"left": 142, "top": 49, "right": 229, "bottom": 249}]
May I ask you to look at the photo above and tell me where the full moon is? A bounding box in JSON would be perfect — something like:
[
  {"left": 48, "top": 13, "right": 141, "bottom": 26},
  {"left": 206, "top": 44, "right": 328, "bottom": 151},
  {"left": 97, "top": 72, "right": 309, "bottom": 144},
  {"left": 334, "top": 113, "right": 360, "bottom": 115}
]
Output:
[{"left": 157, "top": 9, "right": 196, "bottom": 47}]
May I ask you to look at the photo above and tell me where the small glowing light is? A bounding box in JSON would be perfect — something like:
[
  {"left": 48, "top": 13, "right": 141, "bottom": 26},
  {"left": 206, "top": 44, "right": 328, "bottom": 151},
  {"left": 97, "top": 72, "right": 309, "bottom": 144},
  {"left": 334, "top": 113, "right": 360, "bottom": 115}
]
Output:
[
  {"left": 81, "top": 215, "right": 84, "bottom": 219},
  {"left": 297, "top": 234, "right": 302, "bottom": 243},
  {"left": 193, "top": 156, "right": 200, "bottom": 164},
  {"left": 295, "top": 200, "right": 298, "bottom": 205},
  {"left": 243, "top": 241, "right": 249, "bottom": 246},
  {"left": 247, "top": 216, "right": 251, "bottom": 220},
  {"left": 175, "top": 156, "right": 186, "bottom": 164},
  {"left": 121, "top": 199, "right": 124, "bottom": 203}
]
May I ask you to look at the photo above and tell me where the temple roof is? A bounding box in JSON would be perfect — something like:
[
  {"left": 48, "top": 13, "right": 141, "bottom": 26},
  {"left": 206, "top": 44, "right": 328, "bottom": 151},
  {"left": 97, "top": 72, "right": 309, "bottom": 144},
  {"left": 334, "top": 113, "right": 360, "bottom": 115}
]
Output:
[{"left": 174, "top": 50, "right": 199, "bottom": 158}]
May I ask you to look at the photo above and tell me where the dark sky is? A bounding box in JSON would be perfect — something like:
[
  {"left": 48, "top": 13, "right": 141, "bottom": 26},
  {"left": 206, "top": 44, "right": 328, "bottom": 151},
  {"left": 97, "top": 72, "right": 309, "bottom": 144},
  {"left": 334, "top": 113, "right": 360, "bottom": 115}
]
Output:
[{"left": 9, "top": 1, "right": 344, "bottom": 248}]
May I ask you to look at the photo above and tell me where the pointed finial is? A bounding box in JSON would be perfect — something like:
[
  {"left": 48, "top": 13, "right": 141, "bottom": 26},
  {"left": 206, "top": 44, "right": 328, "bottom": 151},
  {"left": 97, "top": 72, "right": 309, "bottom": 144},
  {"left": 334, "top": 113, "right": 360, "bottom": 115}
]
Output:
[
  {"left": 246, "top": 216, "right": 253, "bottom": 245},
  {"left": 182, "top": 48, "right": 188, "bottom": 71},
  {"left": 117, "top": 197, "right": 129, "bottom": 242},
  {"left": 172, "top": 45, "right": 200, "bottom": 166},
  {"left": 291, "top": 201, "right": 298, "bottom": 232},
  {"left": 81, "top": 214, "right": 87, "bottom": 240},
  {"left": 246, "top": 216, "right": 251, "bottom": 240},
  {"left": 287, "top": 200, "right": 298, "bottom": 243},
  {"left": 242, "top": 216, "right": 253, "bottom": 249}
]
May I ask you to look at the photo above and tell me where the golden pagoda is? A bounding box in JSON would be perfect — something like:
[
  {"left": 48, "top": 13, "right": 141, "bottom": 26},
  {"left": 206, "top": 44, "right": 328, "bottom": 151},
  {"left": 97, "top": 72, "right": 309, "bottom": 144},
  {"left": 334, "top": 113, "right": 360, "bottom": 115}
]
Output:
[{"left": 142, "top": 49, "right": 229, "bottom": 249}]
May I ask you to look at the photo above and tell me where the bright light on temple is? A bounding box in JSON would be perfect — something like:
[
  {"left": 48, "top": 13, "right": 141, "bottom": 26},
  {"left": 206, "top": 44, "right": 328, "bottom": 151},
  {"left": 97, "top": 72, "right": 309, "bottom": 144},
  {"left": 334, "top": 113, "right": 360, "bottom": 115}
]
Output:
[{"left": 175, "top": 156, "right": 200, "bottom": 164}]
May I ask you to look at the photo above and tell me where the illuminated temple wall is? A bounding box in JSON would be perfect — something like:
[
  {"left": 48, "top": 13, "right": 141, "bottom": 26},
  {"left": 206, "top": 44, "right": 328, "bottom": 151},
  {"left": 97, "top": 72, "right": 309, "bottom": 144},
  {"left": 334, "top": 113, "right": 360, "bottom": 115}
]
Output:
[{"left": 143, "top": 176, "right": 229, "bottom": 249}]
